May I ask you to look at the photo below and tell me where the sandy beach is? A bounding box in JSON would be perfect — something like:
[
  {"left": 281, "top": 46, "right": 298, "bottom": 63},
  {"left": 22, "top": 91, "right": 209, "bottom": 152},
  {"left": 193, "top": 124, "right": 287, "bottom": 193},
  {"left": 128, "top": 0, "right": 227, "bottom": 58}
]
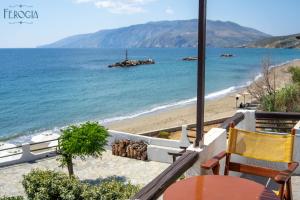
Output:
[{"left": 106, "top": 59, "right": 300, "bottom": 133}]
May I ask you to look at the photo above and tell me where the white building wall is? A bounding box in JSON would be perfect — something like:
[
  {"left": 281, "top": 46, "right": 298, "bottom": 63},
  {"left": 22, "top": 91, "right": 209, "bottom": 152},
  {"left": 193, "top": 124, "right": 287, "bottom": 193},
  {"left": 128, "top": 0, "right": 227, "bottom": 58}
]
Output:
[
  {"left": 185, "top": 128, "right": 227, "bottom": 177},
  {"left": 0, "top": 126, "right": 191, "bottom": 167}
]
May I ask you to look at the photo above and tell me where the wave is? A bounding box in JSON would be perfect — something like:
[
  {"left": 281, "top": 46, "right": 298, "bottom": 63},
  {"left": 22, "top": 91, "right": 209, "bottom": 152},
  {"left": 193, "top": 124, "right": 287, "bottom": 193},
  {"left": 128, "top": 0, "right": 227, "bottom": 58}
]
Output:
[
  {"left": 270, "top": 58, "right": 300, "bottom": 70},
  {"left": 3, "top": 85, "right": 241, "bottom": 143},
  {"left": 251, "top": 58, "right": 300, "bottom": 83},
  {"left": 4, "top": 58, "right": 300, "bottom": 144},
  {"left": 99, "top": 58, "right": 300, "bottom": 125},
  {"left": 3, "top": 127, "right": 62, "bottom": 144},
  {"left": 205, "top": 86, "right": 241, "bottom": 100},
  {"left": 100, "top": 97, "right": 197, "bottom": 124},
  {"left": 82, "top": 58, "right": 300, "bottom": 125},
  {"left": 101, "top": 85, "right": 247, "bottom": 124}
]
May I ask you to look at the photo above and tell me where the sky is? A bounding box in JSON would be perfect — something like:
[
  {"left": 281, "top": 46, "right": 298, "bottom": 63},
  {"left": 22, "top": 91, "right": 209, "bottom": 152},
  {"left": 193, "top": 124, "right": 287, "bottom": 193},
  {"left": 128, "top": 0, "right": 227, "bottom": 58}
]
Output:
[{"left": 0, "top": 0, "right": 299, "bottom": 48}]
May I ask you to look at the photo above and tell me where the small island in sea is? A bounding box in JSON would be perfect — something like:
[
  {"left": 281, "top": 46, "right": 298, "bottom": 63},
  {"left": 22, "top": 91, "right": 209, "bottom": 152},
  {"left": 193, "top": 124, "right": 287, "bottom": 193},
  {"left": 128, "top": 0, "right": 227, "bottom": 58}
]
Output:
[
  {"left": 182, "top": 56, "right": 198, "bottom": 61},
  {"left": 220, "top": 53, "right": 234, "bottom": 58},
  {"left": 108, "top": 58, "right": 155, "bottom": 68},
  {"left": 108, "top": 50, "right": 155, "bottom": 68}
]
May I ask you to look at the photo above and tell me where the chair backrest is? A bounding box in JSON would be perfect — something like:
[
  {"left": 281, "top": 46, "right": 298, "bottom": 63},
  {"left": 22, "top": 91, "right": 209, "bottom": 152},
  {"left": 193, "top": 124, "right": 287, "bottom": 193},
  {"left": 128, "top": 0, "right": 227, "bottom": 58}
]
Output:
[{"left": 227, "top": 127, "right": 295, "bottom": 163}]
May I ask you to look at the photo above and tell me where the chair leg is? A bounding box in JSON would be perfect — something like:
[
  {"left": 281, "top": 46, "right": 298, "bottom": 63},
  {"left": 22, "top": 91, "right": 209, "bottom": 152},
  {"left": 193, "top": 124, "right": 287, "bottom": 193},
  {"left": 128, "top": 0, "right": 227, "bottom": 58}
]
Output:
[
  {"left": 279, "top": 184, "right": 285, "bottom": 200},
  {"left": 224, "top": 154, "right": 231, "bottom": 175},
  {"left": 285, "top": 178, "right": 293, "bottom": 200},
  {"left": 212, "top": 163, "right": 220, "bottom": 175}
]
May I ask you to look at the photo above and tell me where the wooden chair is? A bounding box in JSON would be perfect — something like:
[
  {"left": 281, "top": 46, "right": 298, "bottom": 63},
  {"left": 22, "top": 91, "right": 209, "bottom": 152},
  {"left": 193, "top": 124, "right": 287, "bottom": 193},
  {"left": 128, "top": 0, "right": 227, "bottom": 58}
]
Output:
[{"left": 201, "top": 123, "right": 299, "bottom": 200}]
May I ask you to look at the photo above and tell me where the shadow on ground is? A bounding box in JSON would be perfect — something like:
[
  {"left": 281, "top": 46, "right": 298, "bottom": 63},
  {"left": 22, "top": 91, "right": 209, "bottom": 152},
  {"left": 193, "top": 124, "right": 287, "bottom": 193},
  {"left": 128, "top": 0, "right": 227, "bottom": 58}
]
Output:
[
  {"left": 81, "top": 175, "right": 127, "bottom": 185},
  {"left": 241, "top": 174, "right": 278, "bottom": 191}
]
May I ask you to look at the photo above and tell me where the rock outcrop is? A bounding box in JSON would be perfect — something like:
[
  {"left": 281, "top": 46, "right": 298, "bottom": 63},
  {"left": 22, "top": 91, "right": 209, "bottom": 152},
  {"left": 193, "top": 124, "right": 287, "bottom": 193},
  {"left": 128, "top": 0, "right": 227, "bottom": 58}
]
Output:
[
  {"left": 220, "top": 54, "right": 234, "bottom": 58},
  {"left": 108, "top": 59, "right": 155, "bottom": 68},
  {"left": 183, "top": 56, "right": 198, "bottom": 61}
]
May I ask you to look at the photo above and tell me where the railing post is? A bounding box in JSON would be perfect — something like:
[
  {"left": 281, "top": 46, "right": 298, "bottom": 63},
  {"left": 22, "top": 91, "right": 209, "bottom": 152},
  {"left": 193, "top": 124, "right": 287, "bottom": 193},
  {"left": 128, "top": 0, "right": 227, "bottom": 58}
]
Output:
[
  {"left": 180, "top": 125, "right": 190, "bottom": 146},
  {"left": 132, "top": 151, "right": 199, "bottom": 200},
  {"left": 21, "top": 143, "right": 33, "bottom": 160},
  {"left": 195, "top": 0, "right": 207, "bottom": 147}
]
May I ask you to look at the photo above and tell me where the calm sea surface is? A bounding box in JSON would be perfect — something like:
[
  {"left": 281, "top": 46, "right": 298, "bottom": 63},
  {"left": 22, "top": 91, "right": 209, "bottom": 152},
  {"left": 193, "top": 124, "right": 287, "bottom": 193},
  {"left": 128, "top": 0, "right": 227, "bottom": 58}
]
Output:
[{"left": 0, "top": 48, "right": 300, "bottom": 141}]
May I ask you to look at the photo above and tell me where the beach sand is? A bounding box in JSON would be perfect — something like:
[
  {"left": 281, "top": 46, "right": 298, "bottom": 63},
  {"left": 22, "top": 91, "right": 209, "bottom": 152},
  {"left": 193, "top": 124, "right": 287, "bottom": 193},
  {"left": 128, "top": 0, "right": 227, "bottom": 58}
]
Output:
[{"left": 106, "top": 59, "right": 300, "bottom": 134}]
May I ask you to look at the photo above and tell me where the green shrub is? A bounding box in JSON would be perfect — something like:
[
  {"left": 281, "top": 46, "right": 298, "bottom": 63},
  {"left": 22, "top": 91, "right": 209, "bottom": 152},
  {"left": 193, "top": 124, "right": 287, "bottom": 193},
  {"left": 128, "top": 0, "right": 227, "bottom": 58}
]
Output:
[
  {"left": 261, "top": 93, "right": 276, "bottom": 112},
  {"left": 289, "top": 66, "right": 300, "bottom": 84},
  {"left": 0, "top": 197, "right": 24, "bottom": 200},
  {"left": 275, "top": 84, "right": 300, "bottom": 112},
  {"left": 22, "top": 169, "right": 83, "bottom": 200},
  {"left": 158, "top": 131, "right": 171, "bottom": 139},
  {"left": 82, "top": 177, "right": 140, "bottom": 200},
  {"left": 22, "top": 170, "right": 140, "bottom": 200},
  {"left": 260, "top": 84, "right": 300, "bottom": 112}
]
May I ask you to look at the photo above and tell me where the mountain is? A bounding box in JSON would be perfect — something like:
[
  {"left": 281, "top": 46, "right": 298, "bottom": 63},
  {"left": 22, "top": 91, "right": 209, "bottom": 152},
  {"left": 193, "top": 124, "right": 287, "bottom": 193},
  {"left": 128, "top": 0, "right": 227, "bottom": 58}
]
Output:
[
  {"left": 39, "top": 19, "right": 270, "bottom": 48},
  {"left": 246, "top": 34, "right": 300, "bottom": 48}
]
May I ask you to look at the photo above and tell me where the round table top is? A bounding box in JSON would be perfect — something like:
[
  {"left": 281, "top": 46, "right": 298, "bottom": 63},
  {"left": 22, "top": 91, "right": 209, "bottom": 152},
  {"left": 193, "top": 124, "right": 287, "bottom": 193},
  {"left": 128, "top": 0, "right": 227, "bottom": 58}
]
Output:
[{"left": 163, "top": 175, "right": 279, "bottom": 200}]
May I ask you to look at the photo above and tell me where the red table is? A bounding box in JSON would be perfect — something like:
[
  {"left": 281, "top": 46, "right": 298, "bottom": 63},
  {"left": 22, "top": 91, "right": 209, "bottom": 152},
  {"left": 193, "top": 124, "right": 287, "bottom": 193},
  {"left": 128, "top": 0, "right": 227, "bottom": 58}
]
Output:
[{"left": 164, "top": 175, "right": 279, "bottom": 200}]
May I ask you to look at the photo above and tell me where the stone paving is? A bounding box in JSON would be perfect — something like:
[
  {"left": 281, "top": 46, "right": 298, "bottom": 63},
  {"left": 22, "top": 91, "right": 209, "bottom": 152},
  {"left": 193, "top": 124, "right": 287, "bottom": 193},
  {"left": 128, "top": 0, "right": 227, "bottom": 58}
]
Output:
[
  {"left": 0, "top": 150, "right": 169, "bottom": 197},
  {"left": 292, "top": 176, "right": 300, "bottom": 199},
  {"left": 1, "top": 152, "right": 300, "bottom": 199}
]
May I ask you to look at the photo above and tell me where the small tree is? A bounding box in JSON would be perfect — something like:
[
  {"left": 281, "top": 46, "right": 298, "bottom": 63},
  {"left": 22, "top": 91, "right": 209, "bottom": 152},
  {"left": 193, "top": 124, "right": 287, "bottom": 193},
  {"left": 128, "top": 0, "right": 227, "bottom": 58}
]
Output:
[
  {"left": 247, "top": 57, "right": 276, "bottom": 110},
  {"left": 58, "top": 122, "right": 109, "bottom": 177}
]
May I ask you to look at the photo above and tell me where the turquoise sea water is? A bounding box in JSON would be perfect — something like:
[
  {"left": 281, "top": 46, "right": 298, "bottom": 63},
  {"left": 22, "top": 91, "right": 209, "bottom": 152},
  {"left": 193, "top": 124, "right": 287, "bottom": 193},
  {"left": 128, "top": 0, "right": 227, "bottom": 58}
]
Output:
[{"left": 0, "top": 48, "right": 300, "bottom": 141}]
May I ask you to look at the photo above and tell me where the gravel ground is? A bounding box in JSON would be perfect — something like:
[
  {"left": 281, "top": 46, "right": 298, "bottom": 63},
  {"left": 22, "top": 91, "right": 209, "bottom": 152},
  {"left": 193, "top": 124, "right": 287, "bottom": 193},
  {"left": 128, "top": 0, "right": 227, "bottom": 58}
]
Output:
[{"left": 0, "top": 150, "right": 169, "bottom": 197}]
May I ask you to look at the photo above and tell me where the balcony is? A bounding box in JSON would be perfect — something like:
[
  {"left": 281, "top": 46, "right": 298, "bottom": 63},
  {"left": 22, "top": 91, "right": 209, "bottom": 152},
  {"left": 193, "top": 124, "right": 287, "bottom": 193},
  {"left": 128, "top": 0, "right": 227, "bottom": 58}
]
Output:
[{"left": 133, "top": 110, "right": 300, "bottom": 200}]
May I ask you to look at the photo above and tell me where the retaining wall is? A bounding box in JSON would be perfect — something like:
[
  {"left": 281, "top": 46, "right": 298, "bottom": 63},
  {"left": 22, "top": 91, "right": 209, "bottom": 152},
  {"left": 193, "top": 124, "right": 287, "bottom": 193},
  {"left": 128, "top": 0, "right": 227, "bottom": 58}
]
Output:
[{"left": 0, "top": 126, "right": 191, "bottom": 167}]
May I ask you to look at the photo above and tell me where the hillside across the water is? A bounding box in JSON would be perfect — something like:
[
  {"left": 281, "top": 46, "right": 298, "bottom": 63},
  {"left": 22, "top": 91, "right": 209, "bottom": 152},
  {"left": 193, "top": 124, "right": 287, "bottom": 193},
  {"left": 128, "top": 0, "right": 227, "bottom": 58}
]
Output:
[
  {"left": 246, "top": 34, "right": 300, "bottom": 49},
  {"left": 39, "top": 19, "right": 270, "bottom": 48}
]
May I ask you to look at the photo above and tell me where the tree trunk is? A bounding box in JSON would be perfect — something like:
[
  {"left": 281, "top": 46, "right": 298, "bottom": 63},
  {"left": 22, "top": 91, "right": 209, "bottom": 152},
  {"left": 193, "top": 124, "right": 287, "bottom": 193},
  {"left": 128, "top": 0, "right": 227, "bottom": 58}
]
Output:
[{"left": 66, "top": 155, "right": 74, "bottom": 177}]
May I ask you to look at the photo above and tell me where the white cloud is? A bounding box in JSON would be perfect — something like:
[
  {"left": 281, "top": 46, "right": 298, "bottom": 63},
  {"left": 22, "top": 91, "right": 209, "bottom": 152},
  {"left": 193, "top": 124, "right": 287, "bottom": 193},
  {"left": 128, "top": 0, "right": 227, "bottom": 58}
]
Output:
[
  {"left": 165, "top": 7, "right": 174, "bottom": 15},
  {"left": 76, "top": 0, "right": 155, "bottom": 14}
]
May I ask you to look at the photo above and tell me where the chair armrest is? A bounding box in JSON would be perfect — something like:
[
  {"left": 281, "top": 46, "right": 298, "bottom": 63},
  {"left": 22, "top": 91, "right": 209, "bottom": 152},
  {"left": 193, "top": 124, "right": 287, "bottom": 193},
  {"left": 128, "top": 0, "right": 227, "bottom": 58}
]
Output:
[
  {"left": 213, "top": 151, "right": 226, "bottom": 160},
  {"left": 201, "top": 151, "right": 226, "bottom": 170},
  {"left": 274, "top": 162, "right": 299, "bottom": 184},
  {"left": 201, "top": 158, "right": 219, "bottom": 169}
]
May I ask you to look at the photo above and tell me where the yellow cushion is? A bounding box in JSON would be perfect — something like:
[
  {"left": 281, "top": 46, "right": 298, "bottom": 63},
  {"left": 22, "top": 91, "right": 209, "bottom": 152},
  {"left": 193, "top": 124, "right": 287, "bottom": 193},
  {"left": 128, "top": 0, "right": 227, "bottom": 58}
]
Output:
[{"left": 227, "top": 128, "right": 294, "bottom": 163}]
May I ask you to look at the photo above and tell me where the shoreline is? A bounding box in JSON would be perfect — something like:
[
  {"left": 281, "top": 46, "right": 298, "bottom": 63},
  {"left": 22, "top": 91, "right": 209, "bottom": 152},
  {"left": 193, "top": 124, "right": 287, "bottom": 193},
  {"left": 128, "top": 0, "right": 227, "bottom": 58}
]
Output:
[
  {"left": 3, "top": 59, "right": 300, "bottom": 142},
  {"left": 106, "top": 59, "right": 300, "bottom": 133},
  {"left": 105, "top": 94, "right": 236, "bottom": 133}
]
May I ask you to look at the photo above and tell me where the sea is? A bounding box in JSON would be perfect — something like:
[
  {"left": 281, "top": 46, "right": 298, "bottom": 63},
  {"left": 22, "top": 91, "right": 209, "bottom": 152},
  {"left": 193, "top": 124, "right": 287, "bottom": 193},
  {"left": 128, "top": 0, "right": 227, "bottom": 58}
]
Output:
[{"left": 0, "top": 48, "right": 300, "bottom": 142}]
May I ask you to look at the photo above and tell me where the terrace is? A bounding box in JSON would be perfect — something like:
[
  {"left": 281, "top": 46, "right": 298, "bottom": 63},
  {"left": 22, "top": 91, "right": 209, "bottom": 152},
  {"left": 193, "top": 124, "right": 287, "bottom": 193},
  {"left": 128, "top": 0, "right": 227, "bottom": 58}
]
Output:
[
  {"left": 133, "top": 110, "right": 300, "bottom": 199},
  {"left": 132, "top": 0, "right": 300, "bottom": 198},
  {"left": 1, "top": 110, "right": 300, "bottom": 199},
  {"left": 1, "top": 0, "right": 300, "bottom": 199}
]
